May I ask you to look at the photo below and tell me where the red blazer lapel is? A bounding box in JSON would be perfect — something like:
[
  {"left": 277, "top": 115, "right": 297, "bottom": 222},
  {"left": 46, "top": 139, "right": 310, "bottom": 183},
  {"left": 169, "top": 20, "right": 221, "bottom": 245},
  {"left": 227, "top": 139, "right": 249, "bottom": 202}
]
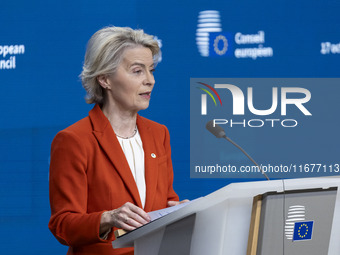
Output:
[
  {"left": 89, "top": 105, "right": 143, "bottom": 208},
  {"left": 137, "top": 116, "right": 159, "bottom": 212}
]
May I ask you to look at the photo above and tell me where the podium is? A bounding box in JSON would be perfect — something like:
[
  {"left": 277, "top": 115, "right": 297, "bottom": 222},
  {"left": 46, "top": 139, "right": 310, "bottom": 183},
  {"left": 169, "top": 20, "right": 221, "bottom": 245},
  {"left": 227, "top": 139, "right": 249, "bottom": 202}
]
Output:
[{"left": 112, "top": 177, "right": 340, "bottom": 255}]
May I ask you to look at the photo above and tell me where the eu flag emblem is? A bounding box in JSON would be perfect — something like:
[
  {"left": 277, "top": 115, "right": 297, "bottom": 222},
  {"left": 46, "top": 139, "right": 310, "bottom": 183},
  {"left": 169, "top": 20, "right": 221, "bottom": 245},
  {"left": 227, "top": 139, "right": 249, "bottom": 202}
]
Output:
[
  {"left": 209, "top": 32, "right": 233, "bottom": 57},
  {"left": 293, "top": 221, "right": 314, "bottom": 241}
]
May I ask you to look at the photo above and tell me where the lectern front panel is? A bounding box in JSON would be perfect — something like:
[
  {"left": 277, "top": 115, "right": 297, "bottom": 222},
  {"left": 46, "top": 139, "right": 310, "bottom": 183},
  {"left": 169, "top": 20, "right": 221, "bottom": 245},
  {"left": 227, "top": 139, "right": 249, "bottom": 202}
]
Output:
[{"left": 256, "top": 188, "right": 337, "bottom": 255}]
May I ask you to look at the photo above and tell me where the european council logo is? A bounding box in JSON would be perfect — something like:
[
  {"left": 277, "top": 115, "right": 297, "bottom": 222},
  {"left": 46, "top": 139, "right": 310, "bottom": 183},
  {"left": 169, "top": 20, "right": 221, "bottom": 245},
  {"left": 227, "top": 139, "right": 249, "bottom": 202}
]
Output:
[
  {"left": 209, "top": 32, "right": 233, "bottom": 57},
  {"left": 293, "top": 221, "right": 314, "bottom": 241}
]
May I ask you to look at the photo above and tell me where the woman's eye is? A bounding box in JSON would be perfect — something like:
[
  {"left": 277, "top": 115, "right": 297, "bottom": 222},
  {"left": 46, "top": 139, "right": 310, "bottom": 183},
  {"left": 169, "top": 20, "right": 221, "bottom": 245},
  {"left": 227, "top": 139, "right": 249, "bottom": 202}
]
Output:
[
  {"left": 150, "top": 68, "right": 155, "bottom": 73},
  {"left": 133, "top": 69, "right": 142, "bottom": 74}
]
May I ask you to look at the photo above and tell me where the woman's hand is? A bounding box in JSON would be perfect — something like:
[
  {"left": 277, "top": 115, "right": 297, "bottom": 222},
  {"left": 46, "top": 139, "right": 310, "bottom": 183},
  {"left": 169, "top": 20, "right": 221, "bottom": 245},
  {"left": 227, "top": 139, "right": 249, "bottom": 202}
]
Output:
[
  {"left": 167, "top": 199, "right": 190, "bottom": 207},
  {"left": 100, "top": 202, "right": 151, "bottom": 236}
]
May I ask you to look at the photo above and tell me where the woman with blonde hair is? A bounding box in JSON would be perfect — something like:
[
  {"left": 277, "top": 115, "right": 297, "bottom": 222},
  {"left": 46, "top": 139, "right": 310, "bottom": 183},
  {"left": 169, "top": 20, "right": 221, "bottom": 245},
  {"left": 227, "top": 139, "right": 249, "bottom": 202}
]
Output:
[{"left": 49, "top": 26, "right": 182, "bottom": 255}]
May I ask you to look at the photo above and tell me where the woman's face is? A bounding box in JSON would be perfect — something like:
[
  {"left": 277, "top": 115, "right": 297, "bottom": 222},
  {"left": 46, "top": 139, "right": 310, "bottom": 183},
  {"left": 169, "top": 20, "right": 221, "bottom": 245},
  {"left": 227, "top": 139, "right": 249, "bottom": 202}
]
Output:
[{"left": 104, "top": 46, "right": 155, "bottom": 114}]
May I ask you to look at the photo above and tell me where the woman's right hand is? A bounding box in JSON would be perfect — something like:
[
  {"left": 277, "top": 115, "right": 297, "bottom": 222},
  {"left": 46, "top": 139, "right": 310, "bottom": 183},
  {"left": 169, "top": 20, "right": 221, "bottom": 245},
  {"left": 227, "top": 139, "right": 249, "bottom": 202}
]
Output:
[{"left": 100, "top": 202, "right": 151, "bottom": 235}]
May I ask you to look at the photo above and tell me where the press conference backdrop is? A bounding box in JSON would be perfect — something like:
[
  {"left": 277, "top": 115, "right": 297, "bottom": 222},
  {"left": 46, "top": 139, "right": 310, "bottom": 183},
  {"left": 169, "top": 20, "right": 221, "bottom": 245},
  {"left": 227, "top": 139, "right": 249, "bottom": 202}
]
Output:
[{"left": 1, "top": 0, "right": 339, "bottom": 254}]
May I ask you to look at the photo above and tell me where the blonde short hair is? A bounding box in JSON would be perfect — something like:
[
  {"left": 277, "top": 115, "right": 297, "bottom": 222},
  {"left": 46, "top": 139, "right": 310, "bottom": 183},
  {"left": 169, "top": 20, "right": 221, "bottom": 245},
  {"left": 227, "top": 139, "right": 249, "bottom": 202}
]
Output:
[{"left": 80, "top": 26, "right": 160, "bottom": 104}]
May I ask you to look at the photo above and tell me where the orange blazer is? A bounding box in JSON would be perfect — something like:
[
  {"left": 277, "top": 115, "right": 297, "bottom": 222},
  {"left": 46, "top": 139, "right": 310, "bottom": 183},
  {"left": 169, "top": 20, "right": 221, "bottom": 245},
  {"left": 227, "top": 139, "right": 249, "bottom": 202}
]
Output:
[{"left": 49, "top": 104, "right": 179, "bottom": 255}]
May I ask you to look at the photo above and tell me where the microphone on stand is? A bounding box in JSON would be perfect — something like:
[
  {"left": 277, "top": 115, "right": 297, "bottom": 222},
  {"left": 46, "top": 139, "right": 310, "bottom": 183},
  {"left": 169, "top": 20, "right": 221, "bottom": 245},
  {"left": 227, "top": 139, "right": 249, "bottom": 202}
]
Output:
[{"left": 206, "top": 120, "right": 270, "bottom": 180}]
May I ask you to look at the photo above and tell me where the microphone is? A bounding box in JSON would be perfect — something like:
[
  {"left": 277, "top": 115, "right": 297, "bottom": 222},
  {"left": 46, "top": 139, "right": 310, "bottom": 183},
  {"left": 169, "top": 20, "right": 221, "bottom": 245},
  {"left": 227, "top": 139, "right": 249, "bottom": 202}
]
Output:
[
  {"left": 206, "top": 120, "right": 270, "bottom": 180},
  {"left": 206, "top": 120, "right": 226, "bottom": 138}
]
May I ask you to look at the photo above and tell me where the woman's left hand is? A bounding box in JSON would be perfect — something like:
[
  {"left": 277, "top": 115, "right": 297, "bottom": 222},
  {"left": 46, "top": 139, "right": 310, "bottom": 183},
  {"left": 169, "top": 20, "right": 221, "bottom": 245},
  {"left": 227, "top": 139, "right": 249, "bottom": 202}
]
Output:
[{"left": 167, "top": 199, "right": 190, "bottom": 207}]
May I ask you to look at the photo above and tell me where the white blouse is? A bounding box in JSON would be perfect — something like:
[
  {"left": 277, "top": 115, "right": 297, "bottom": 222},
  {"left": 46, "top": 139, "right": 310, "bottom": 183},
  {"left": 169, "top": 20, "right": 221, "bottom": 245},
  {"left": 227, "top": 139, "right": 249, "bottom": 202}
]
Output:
[{"left": 116, "top": 129, "right": 146, "bottom": 208}]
